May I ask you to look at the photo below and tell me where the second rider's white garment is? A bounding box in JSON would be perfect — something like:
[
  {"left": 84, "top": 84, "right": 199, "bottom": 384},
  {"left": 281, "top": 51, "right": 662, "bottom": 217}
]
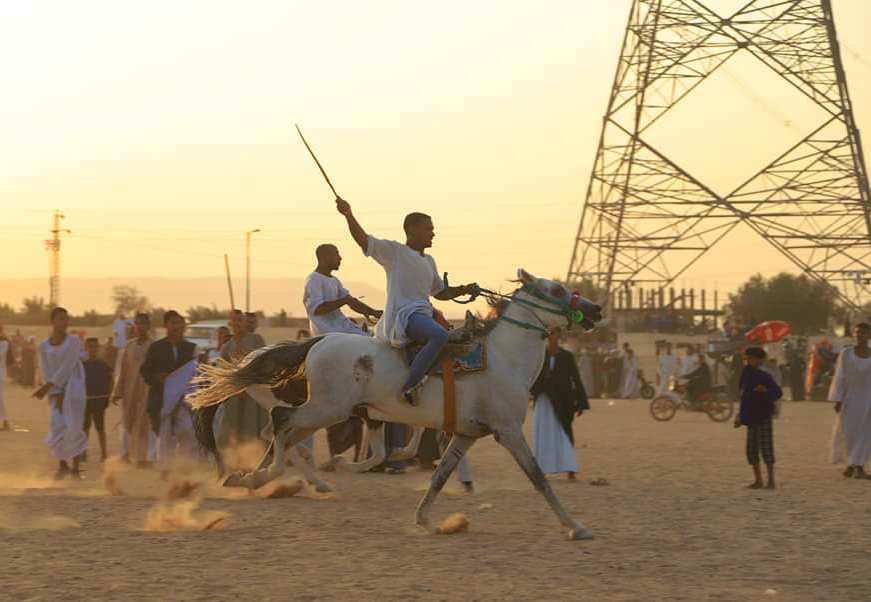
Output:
[
  {"left": 303, "top": 272, "right": 365, "bottom": 336},
  {"left": 365, "top": 235, "right": 445, "bottom": 347}
]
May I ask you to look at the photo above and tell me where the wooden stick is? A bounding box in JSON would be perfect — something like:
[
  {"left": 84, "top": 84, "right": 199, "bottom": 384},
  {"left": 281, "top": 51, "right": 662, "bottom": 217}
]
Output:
[
  {"left": 295, "top": 123, "right": 339, "bottom": 198},
  {"left": 224, "top": 254, "right": 236, "bottom": 311}
]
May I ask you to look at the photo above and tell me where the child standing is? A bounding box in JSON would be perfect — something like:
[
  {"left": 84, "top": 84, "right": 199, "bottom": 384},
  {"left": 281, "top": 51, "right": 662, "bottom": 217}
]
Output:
[
  {"left": 83, "top": 337, "right": 113, "bottom": 462},
  {"left": 734, "top": 346, "right": 783, "bottom": 489}
]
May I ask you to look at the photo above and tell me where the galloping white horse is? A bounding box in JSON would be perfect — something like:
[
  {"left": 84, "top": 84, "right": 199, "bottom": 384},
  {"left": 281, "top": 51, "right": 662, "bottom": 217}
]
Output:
[{"left": 190, "top": 269, "right": 602, "bottom": 540}]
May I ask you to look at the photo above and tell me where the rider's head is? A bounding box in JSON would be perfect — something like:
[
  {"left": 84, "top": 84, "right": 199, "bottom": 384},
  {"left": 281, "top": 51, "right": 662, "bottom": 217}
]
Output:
[
  {"left": 743, "top": 346, "right": 766, "bottom": 368},
  {"left": 316, "top": 244, "right": 341, "bottom": 271},
  {"left": 404, "top": 213, "right": 434, "bottom": 251}
]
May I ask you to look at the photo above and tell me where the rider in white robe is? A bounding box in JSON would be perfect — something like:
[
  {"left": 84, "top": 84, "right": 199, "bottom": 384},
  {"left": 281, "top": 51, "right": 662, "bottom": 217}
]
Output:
[{"left": 828, "top": 336, "right": 871, "bottom": 475}]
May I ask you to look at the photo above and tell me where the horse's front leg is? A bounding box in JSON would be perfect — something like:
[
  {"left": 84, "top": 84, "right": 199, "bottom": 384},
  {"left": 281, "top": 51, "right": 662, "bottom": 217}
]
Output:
[
  {"left": 494, "top": 428, "right": 593, "bottom": 541},
  {"left": 415, "top": 433, "right": 475, "bottom": 532}
]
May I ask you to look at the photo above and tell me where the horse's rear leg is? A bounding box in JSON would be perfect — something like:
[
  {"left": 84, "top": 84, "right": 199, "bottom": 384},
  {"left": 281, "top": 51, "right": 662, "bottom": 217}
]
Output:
[
  {"left": 414, "top": 434, "right": 475, "bottom": 532},
  {"left": 223, "top": 428, "right": 315, "bottom": 490},
  {"left": 494, "top": 429, "right": 592, "bottom": 541},
  {"left": 287, "top": 441, "right": 332, "bottom": 493},
  {"left": 387, "top": 426, "right": 424, "bottom": 462},
  {"left": 335, "top": 422, "right": 387, "bottom": 473}
]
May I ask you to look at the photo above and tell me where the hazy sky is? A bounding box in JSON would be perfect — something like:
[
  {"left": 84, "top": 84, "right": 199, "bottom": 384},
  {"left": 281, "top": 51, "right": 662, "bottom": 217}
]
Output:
[{"left": 3, "top": 0, "right": 871, "bottom": 312}]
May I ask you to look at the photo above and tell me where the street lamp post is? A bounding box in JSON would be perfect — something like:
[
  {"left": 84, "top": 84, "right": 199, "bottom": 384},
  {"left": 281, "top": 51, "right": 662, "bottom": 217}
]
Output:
[{"left": 245, "top": 229, "right": 261, "bottom": 312}]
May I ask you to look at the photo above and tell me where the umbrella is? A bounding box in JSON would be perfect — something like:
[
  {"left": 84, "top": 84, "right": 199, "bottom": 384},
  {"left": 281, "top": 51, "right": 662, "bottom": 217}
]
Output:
[{"left": 745, "top": 320, "right": 791, "bottom": 344}]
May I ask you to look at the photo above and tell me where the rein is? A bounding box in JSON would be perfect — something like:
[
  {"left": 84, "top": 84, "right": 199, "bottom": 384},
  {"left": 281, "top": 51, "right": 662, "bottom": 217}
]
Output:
[{"left": 448, "top": 278, "right": 581, "bottom": 338}]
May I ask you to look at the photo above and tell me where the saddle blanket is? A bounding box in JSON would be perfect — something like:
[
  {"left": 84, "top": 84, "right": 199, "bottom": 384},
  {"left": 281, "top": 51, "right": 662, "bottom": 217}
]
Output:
[{"left": 406, "top": 341, "right": 487, "bottom": 376}]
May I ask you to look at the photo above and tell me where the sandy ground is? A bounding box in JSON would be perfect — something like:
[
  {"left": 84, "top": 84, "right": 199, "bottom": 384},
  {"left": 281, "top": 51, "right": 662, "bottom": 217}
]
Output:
[{"left": 1, "top": 382, "right": 869, "bottom": 602}]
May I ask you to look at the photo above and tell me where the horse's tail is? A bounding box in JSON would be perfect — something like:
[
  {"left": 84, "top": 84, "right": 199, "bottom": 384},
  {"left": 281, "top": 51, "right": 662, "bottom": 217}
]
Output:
[
  {"left": 188, "top": 336, "right": 325, "bottom": 460},
  {"left": 192, "top": 403, "right": 221, "bottom": 458},
  {"left": 188, "top": 336, "right": 326, "bottom": 409}
]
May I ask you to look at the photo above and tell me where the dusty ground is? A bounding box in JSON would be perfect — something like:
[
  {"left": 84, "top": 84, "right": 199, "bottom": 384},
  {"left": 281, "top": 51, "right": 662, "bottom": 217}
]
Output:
[{"left": 1, "top": 382, "right": 869, "bottom": 602}]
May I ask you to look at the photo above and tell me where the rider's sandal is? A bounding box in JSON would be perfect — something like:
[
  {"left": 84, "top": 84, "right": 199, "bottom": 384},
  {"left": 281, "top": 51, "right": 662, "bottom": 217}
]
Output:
[{"left": 402, "top": 376, "right": 429, "bottom": 405}]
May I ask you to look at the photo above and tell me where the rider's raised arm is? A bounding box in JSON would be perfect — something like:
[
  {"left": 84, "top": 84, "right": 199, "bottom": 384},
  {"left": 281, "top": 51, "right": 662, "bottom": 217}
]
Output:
[{"left": 336, "top": 197, "right": 368, "bottom": 254}]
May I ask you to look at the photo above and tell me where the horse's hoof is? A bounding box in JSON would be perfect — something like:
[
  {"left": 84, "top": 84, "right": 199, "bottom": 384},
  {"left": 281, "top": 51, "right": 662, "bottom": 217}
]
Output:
[
  {"left": 568, "top": 526, "right": 594, "bottom": 541},
  {"left": 222, "top": 472, "right": 245, "bottom": 488},
  {"left": 311, "top": 481, "right": 333, "bottom": 493}
]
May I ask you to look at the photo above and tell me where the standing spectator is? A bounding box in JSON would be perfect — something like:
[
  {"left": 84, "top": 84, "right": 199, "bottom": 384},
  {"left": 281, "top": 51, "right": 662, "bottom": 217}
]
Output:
[
  {"left": 113, "top": 313, "right": 154, "bottom": 465},
  {"left": 33, "top": 307, "right": 88, "bottom": 480},
  {"left": 828, "top": 322, "right": 871, "bottom": 479},
  {"left": 531, "top": 328, "right": 589, "bottom": 480},
  {"left": 244, "top": 312, "right": 266, "bottom": 347},
  {"left": 103, "top": 336, "right": 118, "bottom": 371},
  {"left": 0, "top": 326, "right": 9, "bottom": 431},
  {"left": 207, "top": 325, "right": 231, "bottom": 364},
  {"left": 19, "top": 336, "right": 37, "bottom": 387},
  {"left": 214, "top": 310, "right": 270, "bottom": 447},
  {"left": 657, "top": 342, "right": 679, "bottom": 394},
  {"left": 621, "top": 347, "right": 640, "bottom": 399},
  {"left": 139, "top": 311, "right": 196, "bottom": 476},
  {"left": 82, "top": 337, "right": 113, "bottom": 462},
  {"left": 112, "top": 313, "right": 131, "bottom": 350},
  {"left": 577, "top": 348, "right": 595, "bottom": 398},
  {"left": 734, "top": 347, "right": 782, "bottom": 489}
]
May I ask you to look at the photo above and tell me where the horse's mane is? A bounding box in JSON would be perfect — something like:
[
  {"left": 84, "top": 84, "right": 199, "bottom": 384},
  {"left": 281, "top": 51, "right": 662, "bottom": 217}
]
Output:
[{"left": 471, "top": 296, "right": 511, "bottom": 338}]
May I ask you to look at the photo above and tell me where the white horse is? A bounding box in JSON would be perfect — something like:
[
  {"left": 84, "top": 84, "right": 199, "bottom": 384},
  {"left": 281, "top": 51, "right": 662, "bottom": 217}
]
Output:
[{"left": 190, "top": 269, "right": 602, "bottom": 540}]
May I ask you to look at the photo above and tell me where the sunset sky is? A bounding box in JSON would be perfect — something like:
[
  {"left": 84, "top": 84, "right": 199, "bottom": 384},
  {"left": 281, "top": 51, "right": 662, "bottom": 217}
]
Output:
[{"left": 3, "top": 0, "right": 871, "bottom": 314}]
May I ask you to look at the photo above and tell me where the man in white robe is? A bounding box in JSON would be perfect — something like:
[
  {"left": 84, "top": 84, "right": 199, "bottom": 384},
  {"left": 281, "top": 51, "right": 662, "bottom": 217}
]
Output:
[
  {"left": 621, "top": 348, "right": 640, "bottom": 399},
  {"left": 828, "top": 322, "right": 871, "bottom": 478},
  {"left": 657, "top": 343, "right": 678, "bottom": 395},
  {"left": 0, "top": 327, "right": 9, "bottom": 431},
  {"left": 33, "top": 307, "right": 88, "bottom": 479}
]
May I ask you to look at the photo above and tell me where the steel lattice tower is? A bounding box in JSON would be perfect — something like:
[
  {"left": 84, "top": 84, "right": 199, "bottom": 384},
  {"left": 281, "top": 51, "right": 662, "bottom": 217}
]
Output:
[{"left": 566, "top": 0, "right": 871, "bottom": 309}]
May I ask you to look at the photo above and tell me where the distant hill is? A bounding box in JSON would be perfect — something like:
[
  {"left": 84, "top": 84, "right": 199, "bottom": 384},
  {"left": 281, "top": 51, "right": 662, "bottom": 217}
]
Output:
[{"left": 0, "top": 276, "right": 387, "bottom": 318}]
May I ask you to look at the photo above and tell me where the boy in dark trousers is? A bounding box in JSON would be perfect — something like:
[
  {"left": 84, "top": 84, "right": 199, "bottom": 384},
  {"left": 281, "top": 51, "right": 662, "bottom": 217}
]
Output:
[
  {"left": 734, "top": 346, "right": 783, "bottom": 489},
  {"left": 83, "top": 337, "right": 113, "bottom": 461}
]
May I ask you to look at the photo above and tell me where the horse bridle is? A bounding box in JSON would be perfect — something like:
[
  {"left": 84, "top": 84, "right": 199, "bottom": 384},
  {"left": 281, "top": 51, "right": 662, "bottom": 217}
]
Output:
[{"left": 449, "top": 277, "right": 585, "bottom": 338}]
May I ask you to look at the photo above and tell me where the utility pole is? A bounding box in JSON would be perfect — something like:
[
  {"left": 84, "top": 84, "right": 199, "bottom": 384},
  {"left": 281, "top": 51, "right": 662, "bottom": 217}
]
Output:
[
  {"left": 245, "top": 229, "right": 261, "bottom": 312},
  {"left": 44, "top": 210, "right": 70, "bottom": 307}
]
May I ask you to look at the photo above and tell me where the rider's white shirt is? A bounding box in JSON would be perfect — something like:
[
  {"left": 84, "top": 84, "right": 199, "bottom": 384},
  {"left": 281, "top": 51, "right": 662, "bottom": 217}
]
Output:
[
  {"left": 303, "top": 271, "right": 365, "bottom": 336},
  {"left": 365, "top": 235, "right": 445, "bottom": 347}
]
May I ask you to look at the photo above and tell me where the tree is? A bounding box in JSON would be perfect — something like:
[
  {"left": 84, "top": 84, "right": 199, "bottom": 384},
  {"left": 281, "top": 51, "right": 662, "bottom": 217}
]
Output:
[
  {"left": 111, "top": 285, "right": 150, "bottom": 316},
  {"left": 22, "top": 296, "right": 49, "bottom": 321},
  {"left": 726, "top": 272, "right": 840, "bottom": 334},
  {"left": 0, "top": 303, "right": 16, "bottom": 321},
  {"left": 186, "top": 305, "right": 229, "bottom": 323}
]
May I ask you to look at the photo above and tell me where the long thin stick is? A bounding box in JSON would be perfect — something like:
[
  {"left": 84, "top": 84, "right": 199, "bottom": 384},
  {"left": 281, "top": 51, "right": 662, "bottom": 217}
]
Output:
[
  {"left": 224, "top": 254, "right": 236, "bottom": 311},
  {"left": 295, "top": 123, "right": 339, "bottom": 198}
]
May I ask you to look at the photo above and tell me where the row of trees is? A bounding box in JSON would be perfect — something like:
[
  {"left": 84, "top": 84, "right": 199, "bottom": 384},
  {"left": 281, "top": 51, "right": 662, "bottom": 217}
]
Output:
[
  {"left": 0, "top": 285, "right": 294, "bottom": 327},
  {"left": 0, "top": 276, "right": 858, "bottom": 334},
  {"left": 568, "top": 272, "right": 854, "bottom": 336}
]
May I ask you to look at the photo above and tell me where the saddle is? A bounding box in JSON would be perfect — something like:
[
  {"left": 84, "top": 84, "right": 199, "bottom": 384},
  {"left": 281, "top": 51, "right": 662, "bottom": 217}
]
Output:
[
  {"left": 405, "top": 311, "right": 488, "bottom": 377},
  {"left": 405, "top": 311, "right": 488, "bottom": 433}
]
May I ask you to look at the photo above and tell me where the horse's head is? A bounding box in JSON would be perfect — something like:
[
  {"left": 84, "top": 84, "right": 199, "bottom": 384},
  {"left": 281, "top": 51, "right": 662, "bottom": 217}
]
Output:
[{"left": 513, "top": 269, "right": 603, "bottom": 331}]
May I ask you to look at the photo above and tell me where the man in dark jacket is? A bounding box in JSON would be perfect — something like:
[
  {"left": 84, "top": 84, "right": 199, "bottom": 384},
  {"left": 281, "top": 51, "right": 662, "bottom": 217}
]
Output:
[
  {"left": 140, "top": 310, "right": 196, "bottom": 436},
  {"left": 530, "top": 328, "right": 590, "bottom": 478}
]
